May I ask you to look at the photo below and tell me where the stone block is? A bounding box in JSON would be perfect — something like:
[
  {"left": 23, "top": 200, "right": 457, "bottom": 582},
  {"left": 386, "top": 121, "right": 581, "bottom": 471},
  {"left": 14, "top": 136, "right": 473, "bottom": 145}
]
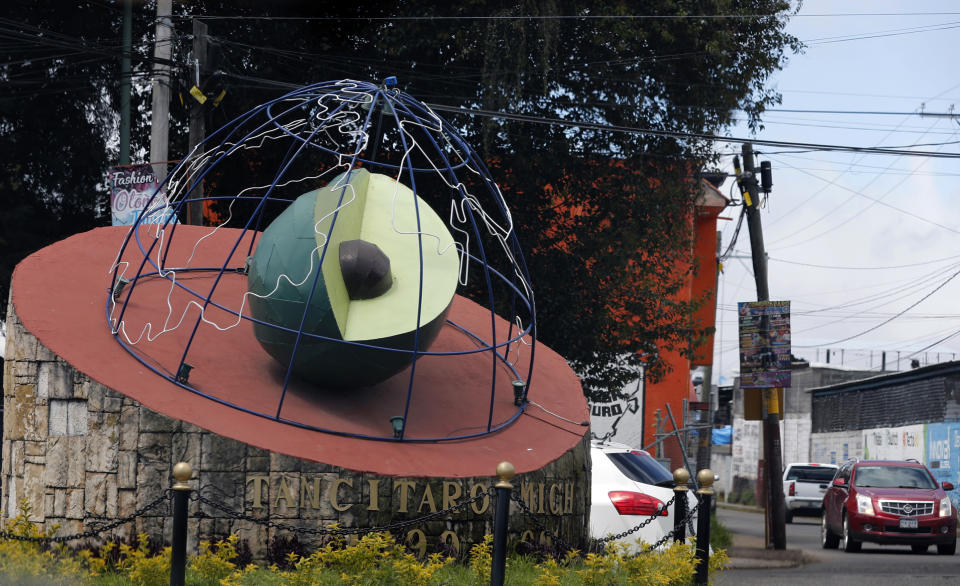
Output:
[
  {"left": 35, "top": 342, "right": 56, "bottom": 363},
  {"left": 11, "top": 325, "right": 37, "bottom": 362},
  {"left": 10, "top": 440, "right": 24, "bottom": 477},
  {"left": 2, "top": 363, "right": 13, "bottom": 398},
  {"left": 44, "top": 491, "right": 55, "bottom": 519},
  {"left": 135, "top": 464, "right": 167, "bottom": 510},
  {"left": 55, "top": 519, "right": 84, "bottom": 538},
  {"left": 119, "top": 405, "right": 139, "bottom": 450},
  {"left": 1, "top": 440, "right": 9, "bottom": 476},
  {"left": 246, "top": 455, "right": 269, "bottom": 473},
  {"left": 45, "top": 436, "right": 86, "bottom": 488},
  {"left": 180, "top": 421, "right": 205, "bottom": 434},
  {"left": 85, "top": 412, "right": 119, "bottom": 472},
  {"left": 269, "top": 452, "right": 302, "bottom": 473},
  {"left": 73, "top": 373, "right": 87, "bottom": 399},
  {"left": 102, "top": 391, "right": 123, "bottom": 413},
  {"left": 9, "top": 384, "right": 45, "bottom": 440},
  {"left": 52, "top": 489, "right": 67, "bottom": 517},
  {"left": 171, "top": 432, "right": 201, "bottom": 471},
  {"left": 68, "top": 400, "right": 89, "bottom": 436},
  {"left": 49, "top": 400, "right": 68, "bottom": 436},
  {"left": 24, "top": 440, "right": 44, "bottom": 458},
  {"left": 69, "top": 488, "right": 89, "bottom": 519},
  {"left": 84, "top": 473, "right": 118, "bottom": 517},
  {"left": 301, "top": 460, "right": 338, "bottom": 474},
  {"left": 197, "top": 471, "right": 245, "bottom": 518},
  {"left": 138, "top": 432, "right": 172, "bottom": 467},
  {"left": 86, "top": 380, "right": 106, "bottom": 411},
  {"left": 24, "top": 462, "right": 45, "bottom": 521},
  {"left": 201, "top": 434, "right": 246, "bottom": 472},
  {"left": 14, "top": 360, "right": 37, "bottom": 381},
  {"left": 38, "top": 361, "right": 72, "bottom": 400},
  {"left": 118, "top": 451, "right": 137, "bottom": 489},
  {"left": 117, "top": 489, "right": 136, "bottom": 517},
  {"left": 139, "top": 408, "right": 178, "bottom": 433}
]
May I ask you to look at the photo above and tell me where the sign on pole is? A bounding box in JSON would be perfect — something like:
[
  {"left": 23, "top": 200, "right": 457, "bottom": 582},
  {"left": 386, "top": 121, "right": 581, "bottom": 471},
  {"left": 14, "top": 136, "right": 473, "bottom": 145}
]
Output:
[
  {"left": 738, "top": 300, "right": 791, "bottom": 389},
  {"left": 108, "top": 164, "right": 178, "bottom": 226}
]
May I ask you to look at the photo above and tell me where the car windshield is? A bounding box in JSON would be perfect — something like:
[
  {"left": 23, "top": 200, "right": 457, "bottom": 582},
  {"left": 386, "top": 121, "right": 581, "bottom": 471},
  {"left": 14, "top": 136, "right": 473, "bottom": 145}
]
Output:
[
  {"left": 785, "top": 466, "right": 836, "bottom": 482},
  {"left": 605, "top": 451, "right": 675, "bottom": 487},
  {"left": 853, "top": 465, "right": 937, "bottom": 489}
]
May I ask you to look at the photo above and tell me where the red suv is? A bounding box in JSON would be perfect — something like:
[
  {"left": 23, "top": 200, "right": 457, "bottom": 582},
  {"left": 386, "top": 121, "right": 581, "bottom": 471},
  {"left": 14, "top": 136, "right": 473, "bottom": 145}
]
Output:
[{"left": 821, "top": 459, "right": 957, "bottom": 554}]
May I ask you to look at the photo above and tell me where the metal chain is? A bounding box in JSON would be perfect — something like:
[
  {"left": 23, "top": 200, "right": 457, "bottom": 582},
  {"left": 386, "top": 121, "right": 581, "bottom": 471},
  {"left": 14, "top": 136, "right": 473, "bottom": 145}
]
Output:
[
  {"left": 643, "top": 499, "right": 701, "bottom": 551},
  {"left": 0, "top": 490, "right": 174, "bottom": 544},
  {"left": 510, "top": 487, "right": 704, "bottom": 556},
  {"left": 593, "top": 492, "right": 678, "bottom": 545},
  {"left": 508, "top": 490, "right": 575, "bottom": 553},
  {"left": 193, "top": 487, "right": 493, "bottom": 536}
]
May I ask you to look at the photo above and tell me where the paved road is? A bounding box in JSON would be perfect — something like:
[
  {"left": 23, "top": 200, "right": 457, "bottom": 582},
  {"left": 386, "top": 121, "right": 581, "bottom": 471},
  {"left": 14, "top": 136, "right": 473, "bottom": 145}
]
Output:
[{"left": 715, "top": 507, "right": 960, "bottom": 585}]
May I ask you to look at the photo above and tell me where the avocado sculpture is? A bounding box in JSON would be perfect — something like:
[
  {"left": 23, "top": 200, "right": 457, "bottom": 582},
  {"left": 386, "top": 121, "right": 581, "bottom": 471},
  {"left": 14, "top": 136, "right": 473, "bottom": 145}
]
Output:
[{"left": 247, "top": 168, "right": 459, "bottom": 388}]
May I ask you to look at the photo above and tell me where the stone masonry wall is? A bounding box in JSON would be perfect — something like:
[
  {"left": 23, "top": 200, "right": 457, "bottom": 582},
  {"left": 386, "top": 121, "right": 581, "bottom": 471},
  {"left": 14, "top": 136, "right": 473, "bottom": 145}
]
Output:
[{"left": 2, "top": 300, "right": 590, "bottom": 558}]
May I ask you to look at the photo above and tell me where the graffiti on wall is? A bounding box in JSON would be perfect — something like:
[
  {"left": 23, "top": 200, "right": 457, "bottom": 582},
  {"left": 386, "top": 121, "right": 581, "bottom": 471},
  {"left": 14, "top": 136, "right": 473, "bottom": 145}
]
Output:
[{"left": 589, "top": 371, "right": 644, "bottom": 448}]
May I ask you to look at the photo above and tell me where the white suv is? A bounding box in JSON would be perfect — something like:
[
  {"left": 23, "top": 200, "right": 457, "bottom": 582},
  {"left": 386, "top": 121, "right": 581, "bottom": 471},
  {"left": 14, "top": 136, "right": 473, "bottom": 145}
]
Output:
[
  {"left": 590, "top": 441, "right": 700, "bottom": 551},
  {"left": 783, "top": 462, "right": 838, "bottom": 523}
]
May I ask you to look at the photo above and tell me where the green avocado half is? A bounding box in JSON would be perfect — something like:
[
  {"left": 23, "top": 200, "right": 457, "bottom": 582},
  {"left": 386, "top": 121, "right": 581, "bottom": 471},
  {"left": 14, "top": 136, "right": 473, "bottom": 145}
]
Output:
[{"left": 246, "top": 169, "right": 460, "bottom": 388}]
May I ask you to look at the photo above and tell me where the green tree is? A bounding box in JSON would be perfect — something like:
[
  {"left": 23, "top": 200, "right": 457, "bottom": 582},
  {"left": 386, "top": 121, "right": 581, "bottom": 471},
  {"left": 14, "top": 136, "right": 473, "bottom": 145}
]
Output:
[{"left": 1, "top": 1, "right": 800, "bottom": 398}]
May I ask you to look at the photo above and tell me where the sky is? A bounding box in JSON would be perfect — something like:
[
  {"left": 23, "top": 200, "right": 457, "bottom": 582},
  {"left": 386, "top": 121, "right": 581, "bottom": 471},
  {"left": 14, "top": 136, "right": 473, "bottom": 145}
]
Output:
[{"left": 711, "top": 0, "right": 960, "bottom": 386}]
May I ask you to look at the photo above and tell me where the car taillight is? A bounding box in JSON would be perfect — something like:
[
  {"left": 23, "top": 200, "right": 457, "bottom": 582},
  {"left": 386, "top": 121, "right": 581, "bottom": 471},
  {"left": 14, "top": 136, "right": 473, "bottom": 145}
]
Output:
[
  {"left": 608, "top": 491, "right": 668, "bottom": 516},
  {"left": 788, "top": 481, "right": 795, "bottom": 497}
]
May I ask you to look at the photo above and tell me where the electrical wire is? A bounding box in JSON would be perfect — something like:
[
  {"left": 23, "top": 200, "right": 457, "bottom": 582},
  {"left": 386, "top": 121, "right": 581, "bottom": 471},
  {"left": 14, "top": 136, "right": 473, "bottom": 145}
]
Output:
[{"left": 793, "top": 268, "right": 960, "bottom": 348}]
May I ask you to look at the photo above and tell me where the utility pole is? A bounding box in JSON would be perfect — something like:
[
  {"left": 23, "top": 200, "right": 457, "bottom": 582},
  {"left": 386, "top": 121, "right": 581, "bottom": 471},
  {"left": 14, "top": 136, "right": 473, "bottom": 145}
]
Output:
[
  {"left": 149, "top": 0, "right": 172, "bottom": 181},
  {"left": 735, "top": 142, "right": 787, "bottom": 550},
  {"left": 118, "top": 0, "right": 132, "bottom": 165},
  {"left": 695, "top": 231, "right": 722, "bottom": 476},
  {"left": 186, "top": 18, "right": 208, "bottom": 225}
]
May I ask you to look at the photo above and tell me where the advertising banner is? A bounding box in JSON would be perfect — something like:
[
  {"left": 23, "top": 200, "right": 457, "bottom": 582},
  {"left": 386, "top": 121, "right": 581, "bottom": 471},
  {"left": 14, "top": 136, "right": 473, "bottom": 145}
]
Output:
[
  {"left": 738, "top": 300, "right": 791, "bottom": 388},
  {"left": 926, "top": 422, "right": 960, "bottom": 507},
  {"left": 108, "top": 164, "right": 178, "bottom": 226}
]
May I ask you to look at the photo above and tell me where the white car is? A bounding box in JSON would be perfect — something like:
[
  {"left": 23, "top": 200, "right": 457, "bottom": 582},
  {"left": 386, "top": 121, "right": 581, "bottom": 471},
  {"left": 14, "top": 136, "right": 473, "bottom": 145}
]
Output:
[{"left": 590, "top": 441, "right": 701, "bottom": 551}]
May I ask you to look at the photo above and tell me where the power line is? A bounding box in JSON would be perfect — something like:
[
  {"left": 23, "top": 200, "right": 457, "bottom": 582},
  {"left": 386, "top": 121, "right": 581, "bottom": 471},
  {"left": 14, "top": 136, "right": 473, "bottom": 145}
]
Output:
[
  {"left": 216, "top": 71, "right": 960, "bottom": 159},
  {"left": 425, "top": 103, "right": 960, "bottom": 158},
  {"left": 169, "top": 12, "right": 960, "bottom": 21},
  {"left": 766, "top": 252, "right": 960, "bottom": 271}
]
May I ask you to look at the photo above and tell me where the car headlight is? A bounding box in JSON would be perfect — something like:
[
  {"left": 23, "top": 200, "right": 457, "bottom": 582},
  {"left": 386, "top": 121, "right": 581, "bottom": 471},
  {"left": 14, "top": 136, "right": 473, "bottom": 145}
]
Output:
[
  {"left": 939, "top": 497, "right": 952, "bottom": 518},
  {"left": 856, "top": 494, "right": 875, "bottom": 516}
]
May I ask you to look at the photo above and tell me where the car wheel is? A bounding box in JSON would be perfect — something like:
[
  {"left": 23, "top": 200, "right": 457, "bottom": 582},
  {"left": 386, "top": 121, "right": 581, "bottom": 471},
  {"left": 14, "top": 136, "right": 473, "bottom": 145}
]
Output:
[
  {"left": 911, "top": 544, "right": 928, "bottom": 553},
  {"left": 784, "top": 509, "right": 793, "bottom": 524},
  {"left": 842, "top": 514, "right": 861, "bottom": 553},
  {"left": 937, "top": 541, "right": 956, "bottom": 556},
  {"left": 821, "top": 514, "right": 839, "bottom": 549}
]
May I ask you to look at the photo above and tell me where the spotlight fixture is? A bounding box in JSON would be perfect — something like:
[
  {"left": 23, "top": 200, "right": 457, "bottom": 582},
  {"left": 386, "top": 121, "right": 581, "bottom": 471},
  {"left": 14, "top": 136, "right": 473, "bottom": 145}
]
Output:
[
  {"left": 112, "top": 277, "right": 130, "bottom": 301},
  {"left": 176, "top": 363, "right": 193, "bottom": 384},
  {"left": 390, "top": 416, "right": 405, "bottom": 438},
  {"left": 512, "top": 379, "right": 527, "bottom": 406}
]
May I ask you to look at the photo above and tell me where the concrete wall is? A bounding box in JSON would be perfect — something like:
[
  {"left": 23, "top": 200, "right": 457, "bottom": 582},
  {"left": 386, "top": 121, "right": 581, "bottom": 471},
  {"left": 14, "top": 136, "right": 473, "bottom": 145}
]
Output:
[{"left": 3, "top": 302, "right": 591, "bottom": 558}]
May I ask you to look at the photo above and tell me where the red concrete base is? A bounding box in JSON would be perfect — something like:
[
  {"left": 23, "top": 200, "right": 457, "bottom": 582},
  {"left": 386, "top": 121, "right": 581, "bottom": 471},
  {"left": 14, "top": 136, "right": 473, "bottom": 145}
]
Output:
[{"left": 11, "top": 226, "right": 588, "bottom": 477}]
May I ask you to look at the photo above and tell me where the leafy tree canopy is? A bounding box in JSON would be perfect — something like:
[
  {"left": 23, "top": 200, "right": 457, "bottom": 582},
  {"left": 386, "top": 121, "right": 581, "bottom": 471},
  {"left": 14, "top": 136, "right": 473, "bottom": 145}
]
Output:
[{"left": 1, "top": 0, "right": 800, "bottom": 397}]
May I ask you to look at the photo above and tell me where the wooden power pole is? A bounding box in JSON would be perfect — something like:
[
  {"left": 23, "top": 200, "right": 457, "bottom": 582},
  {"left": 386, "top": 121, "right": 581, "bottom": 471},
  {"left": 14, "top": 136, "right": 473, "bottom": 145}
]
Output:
[
  {"left": 149, "top": 0, "right": 172, "bottom": 182},
  {"left": 735, "top": 143, "right": 787, "bottom": 550},
  {"left": 186, "top": 18, "right": 208, "bottom": 226}
]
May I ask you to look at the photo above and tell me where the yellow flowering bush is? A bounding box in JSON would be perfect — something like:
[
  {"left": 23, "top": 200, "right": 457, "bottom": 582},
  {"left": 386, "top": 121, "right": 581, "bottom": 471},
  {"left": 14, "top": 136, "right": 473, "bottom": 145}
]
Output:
[{"left": 0, "top": 507, "right": 728, "bottom": 585}]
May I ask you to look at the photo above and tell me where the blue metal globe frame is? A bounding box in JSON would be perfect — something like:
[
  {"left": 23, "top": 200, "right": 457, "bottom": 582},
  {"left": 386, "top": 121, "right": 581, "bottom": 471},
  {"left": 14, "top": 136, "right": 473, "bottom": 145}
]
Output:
[{"left": 106, "top": 79, "right": 537, "bottom": 442}]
